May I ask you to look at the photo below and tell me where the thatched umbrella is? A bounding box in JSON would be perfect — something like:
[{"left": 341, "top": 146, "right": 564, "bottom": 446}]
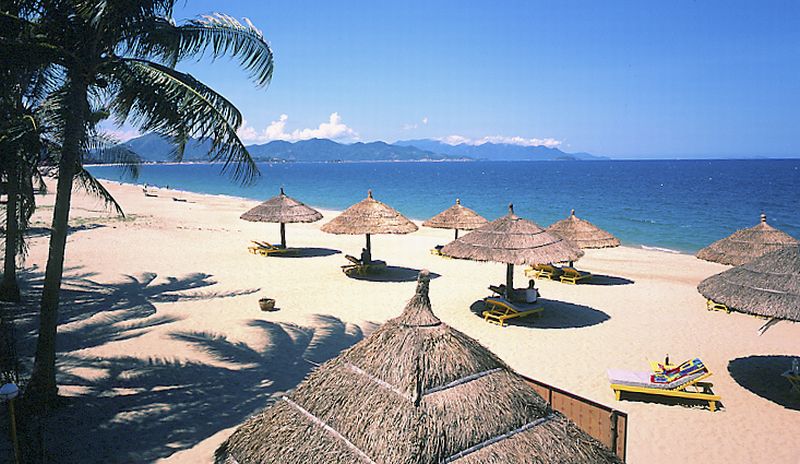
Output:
[
  {"left": 698, "top": 245, "right": 800, "bottom": 322},
  {"left": 321, "top": 190, "right": 417, "bottom": 256},
  {"left": 216, "top": 271, "right": 622, "bottom": 464},
  {"left": 696, "top": 214, "right": 798, "bottom": 266},
  {"left": 423, "top": 198, "right": 489, "bottom": 239},
  {"left": 240, "top": 188, "right": 323, "bottom": 247},
  {"left": 547, "top": 209, "right": 620, "bottom": 249},
  {"left": 441, "top": 204, "right": 583, "bottom": 293}
]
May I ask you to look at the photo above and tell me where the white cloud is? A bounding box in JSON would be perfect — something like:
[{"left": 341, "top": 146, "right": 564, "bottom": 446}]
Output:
[
  {"left": 402, "top": 116, "right": 430, "bottom": 131},
  {"left": 438, "top": 134, "right": 561, "bottom": 148},
  {"left": 238, "top": 112, "right": 359, "bottom": 143}
]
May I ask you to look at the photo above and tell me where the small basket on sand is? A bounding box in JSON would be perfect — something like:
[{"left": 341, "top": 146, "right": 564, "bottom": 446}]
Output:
[{"left": 259, "top": 298, "right": 276, "bottom": 311}]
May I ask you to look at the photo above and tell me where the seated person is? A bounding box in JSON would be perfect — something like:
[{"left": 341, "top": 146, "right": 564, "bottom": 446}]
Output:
[
  {"left": 509, "top": 280, "right": 539, "bottom": 304},
  {"left": 360, "top": 247, "right": 372, "bottom": 265}
]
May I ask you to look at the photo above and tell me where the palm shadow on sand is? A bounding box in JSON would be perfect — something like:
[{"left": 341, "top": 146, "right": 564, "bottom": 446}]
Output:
[
  {"left": 345, "top": 266, "right": 441, "bottom": 283},
  {"left": 270, "top": 247, "right": 341, "bottom": 258},
  {"left": 24, "top": 315, "right": 373, "bottom": 463},
  {"left": 728, "top": 355, "right": 800, "bottom": 411},
  {"left": 12, "top": 269, "right": 261, "bottom": 355},
  {"left": 469, "top": 298, "right": 609, "bottom": 329}
]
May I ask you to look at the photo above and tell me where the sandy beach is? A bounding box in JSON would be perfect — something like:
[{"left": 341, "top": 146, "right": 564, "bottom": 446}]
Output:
[{"left": 10, "top": 179, "right": 799, "bottom": 463}]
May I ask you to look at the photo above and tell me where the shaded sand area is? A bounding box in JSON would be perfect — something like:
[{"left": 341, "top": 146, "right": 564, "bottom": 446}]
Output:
[{"left": 6, "top": 179, "right": 799, "bottom": 463}]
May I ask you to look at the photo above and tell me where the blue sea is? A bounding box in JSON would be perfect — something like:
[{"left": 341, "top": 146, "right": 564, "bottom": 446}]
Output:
[{"left": 88, "top": 160, "right": 800, "bottom": 254}]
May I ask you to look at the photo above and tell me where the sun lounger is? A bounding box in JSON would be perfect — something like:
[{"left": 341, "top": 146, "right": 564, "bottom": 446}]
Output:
[
  {"left": 559, "top": 266, "right": 592, "bottom": 284},
  {"left": 144, "top": 192, "right": 158, "bottom": 198},
  {"left": 525, "top": 263, "right": 564, "bottom": 280},
  {"left": 488, "top": 284, "right": 506, "bottom": 296},
  {"left": 248, "top": 241, "right": 291, "bottom": 256},
  {"left": 342, "top": 255, "right": 387, "bottom": 275},
  {"left": 608, "top": 358, "right": 721, "bottom": 411},
  {"left": 482, "top": 297, "right": 543, "bottom": 327},
  {"left": 430, "top": 245, "right": 451, "bottom": 258},
  {"left": 706, "top": 299, "right": 730, "bottom": 313}
]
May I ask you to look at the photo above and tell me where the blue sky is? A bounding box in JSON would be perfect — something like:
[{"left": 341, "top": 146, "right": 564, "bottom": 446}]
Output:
[{"left": 118, "top": 1, "right": 800, "bottom": 158}]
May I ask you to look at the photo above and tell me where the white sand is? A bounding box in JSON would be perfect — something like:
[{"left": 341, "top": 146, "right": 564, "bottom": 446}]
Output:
[{"left": 17, "top": 179, "right": 799, "bottom": 463}]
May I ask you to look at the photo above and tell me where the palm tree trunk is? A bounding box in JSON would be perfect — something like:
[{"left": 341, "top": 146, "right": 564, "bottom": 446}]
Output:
[
  {"left": 26, "top": 78, "right": 87, "bottom": 409},
  {"left": 0, "top": 159, "right": 21, "bottom": 302}
]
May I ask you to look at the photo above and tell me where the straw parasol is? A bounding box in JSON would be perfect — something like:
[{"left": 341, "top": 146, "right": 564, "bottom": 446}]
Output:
[
  {"left": 240, "top": 188, "right": 323, "bottom": 247},
  {"left": 423, "top": 198, "right": 489, "bottom": 239},
  {"left": 320, "top": 190, "right": 418, "bottom": 255},
  {"left": 441, "top": 204, "right": 583, "bottom": 293},
  {"left": 547, "top": 209, "right": 620, "bottom": 249},
  {"left": 698, "top": 245, "right": 800, "bottom": 322},
  {"left": 215, "top": 271, "right": 622, "bottom": 464},
  {"left": 696, "top": 214, "right": 798, "bottom": 266}
]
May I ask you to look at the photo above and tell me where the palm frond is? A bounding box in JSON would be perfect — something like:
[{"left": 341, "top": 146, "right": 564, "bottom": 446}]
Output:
[
  {"left": 108, "top": 58, "right": 258, "bottom": 183},
  {"left": 83, "top": 129, "right": 141, "bottom": 179},
  {"left": 128, "top": 13, "right": 273, "bottom": 87},
  {"left": 74, "top": 167, "right": 125, "bottom": 217}
]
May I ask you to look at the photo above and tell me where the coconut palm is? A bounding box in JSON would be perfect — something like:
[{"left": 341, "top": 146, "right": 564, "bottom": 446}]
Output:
[
  {"left": 1, "top": 70, "right": 139, "bottom": 303},
  {"left": 0, "top": 0, "right": 50, "bottom": 302},
  {"left": 5, "top": 0, "right": 274, "bottom": 408}
]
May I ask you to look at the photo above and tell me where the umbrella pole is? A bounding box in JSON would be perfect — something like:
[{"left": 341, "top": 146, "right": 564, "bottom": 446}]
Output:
[
  {"left": 506, "top": 263, "right": 514, "bottom": 298},
  {"left": 365, "top": 234, "right": 371, "bottom": 256},
  {"left": 280, "top": 223, "right": 286, "bottom": 248},
  {"left": 455, "top": 229, "right": 459, "bottom": 239}
]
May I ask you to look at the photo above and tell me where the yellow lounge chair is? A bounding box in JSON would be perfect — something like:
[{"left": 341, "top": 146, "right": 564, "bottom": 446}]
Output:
[
  {"left": 248, "top": 241, "right": 291, "bottom": 256},
  {"left": 525, "top": 263, "right": 564, "bottom": 280},
  {"left": 430, "top": 245, "right": 451, "bottom": 258},
  {"left": 560, "top": 267, "right": 592, "bottom": 284},
  {"left": 482, "top": 297, "right": 543, "bottom": 327},
  {"left": 608, "top": 360, "right": 721, "bottom": 411},
  {"left": 706, "top": 299, "right": 730, "bottom": 313},
  {"left": 341, "top": 255, "right": 387, "bottom": 276}
]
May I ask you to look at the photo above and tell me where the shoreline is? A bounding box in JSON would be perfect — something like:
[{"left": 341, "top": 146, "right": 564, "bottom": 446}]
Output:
[{"left": 95, "top": 178, "right": 694, "bottom": 256}]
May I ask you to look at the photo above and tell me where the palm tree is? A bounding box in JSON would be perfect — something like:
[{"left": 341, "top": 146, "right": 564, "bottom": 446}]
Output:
[
  {"left": 6, "top": 0, "right": 274, "bottom": 409},
  {"left": 0, "top": 0, "right": 47, "bottom": 302}
]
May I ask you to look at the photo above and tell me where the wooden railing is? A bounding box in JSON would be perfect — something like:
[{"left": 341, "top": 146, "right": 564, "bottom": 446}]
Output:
[{"left": 521, "top": 375, "right": 628, "bottom": 461}]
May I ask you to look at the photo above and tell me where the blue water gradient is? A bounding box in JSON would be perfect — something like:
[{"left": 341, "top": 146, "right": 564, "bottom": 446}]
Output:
[{"left": 88, "top": 160, "right": 800, "bottom": 253}]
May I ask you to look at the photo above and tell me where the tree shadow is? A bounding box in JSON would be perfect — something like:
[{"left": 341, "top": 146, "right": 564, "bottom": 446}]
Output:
[
  {"left": 28, "top": 315, "right": 367, "bottom": 463},
  {"left": 25, "top": 223, "right": 107, "bottom": 239},
  {"left": 9, "top": 267, "right": 261, "bottom": 370},
  {"left": 728, "top": 355, "right": 800, "bottom": 410},
  {"left": 345, "top": 266, "right": 441, "bottom": 283},
  {"left": 468, "top": 298, "right": 609, "bottom": 329},
  {"left": 270, "top": 247, "right": 341, "bottom": 259},
  {"left": 579, "top": 274, "right": 634, "bottom": 286}
]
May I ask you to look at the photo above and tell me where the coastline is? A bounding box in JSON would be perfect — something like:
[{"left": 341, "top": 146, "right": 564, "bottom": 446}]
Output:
[{"left": 97, "top": 178, "right": 692, "bottom": 256}]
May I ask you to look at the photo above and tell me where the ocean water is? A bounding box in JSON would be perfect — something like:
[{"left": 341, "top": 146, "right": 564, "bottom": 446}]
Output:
[{"left": 88, "top": 159, "right": 800, "bottom": 253}]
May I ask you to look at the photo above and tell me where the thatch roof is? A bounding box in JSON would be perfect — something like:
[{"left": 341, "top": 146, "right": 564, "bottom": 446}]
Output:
[
  {"left": 321, "top": 190, "right": 418, "bottom": 235},
  {"left": 216, "top": 272, "right": 621, "bottom": 464},
  {"left": 440, "top": 205, "right": 584, "bottom": 265},
  {"left": 547, "top": 209, "right": 620, "bottom": 249},
  {"left": 696, "top": 214, "right": 798, "bottom": 265},
  {"left": 422, "top": 199, "right": 488, "bottom": 231},
  {"left": 240, "top": 188, "right": 323, "bottom": 224},
  {"left": 698, "top": 245, "right": 800, "bottom": 321}
]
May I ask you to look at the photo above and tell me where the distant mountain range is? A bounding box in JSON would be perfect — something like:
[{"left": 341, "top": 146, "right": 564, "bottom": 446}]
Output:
[
  {"left": 108, "top": 133, "right": 606, "bottom": 163},
  {"left": 395, "top": 139, "right": 608, "bottom": 161}
]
